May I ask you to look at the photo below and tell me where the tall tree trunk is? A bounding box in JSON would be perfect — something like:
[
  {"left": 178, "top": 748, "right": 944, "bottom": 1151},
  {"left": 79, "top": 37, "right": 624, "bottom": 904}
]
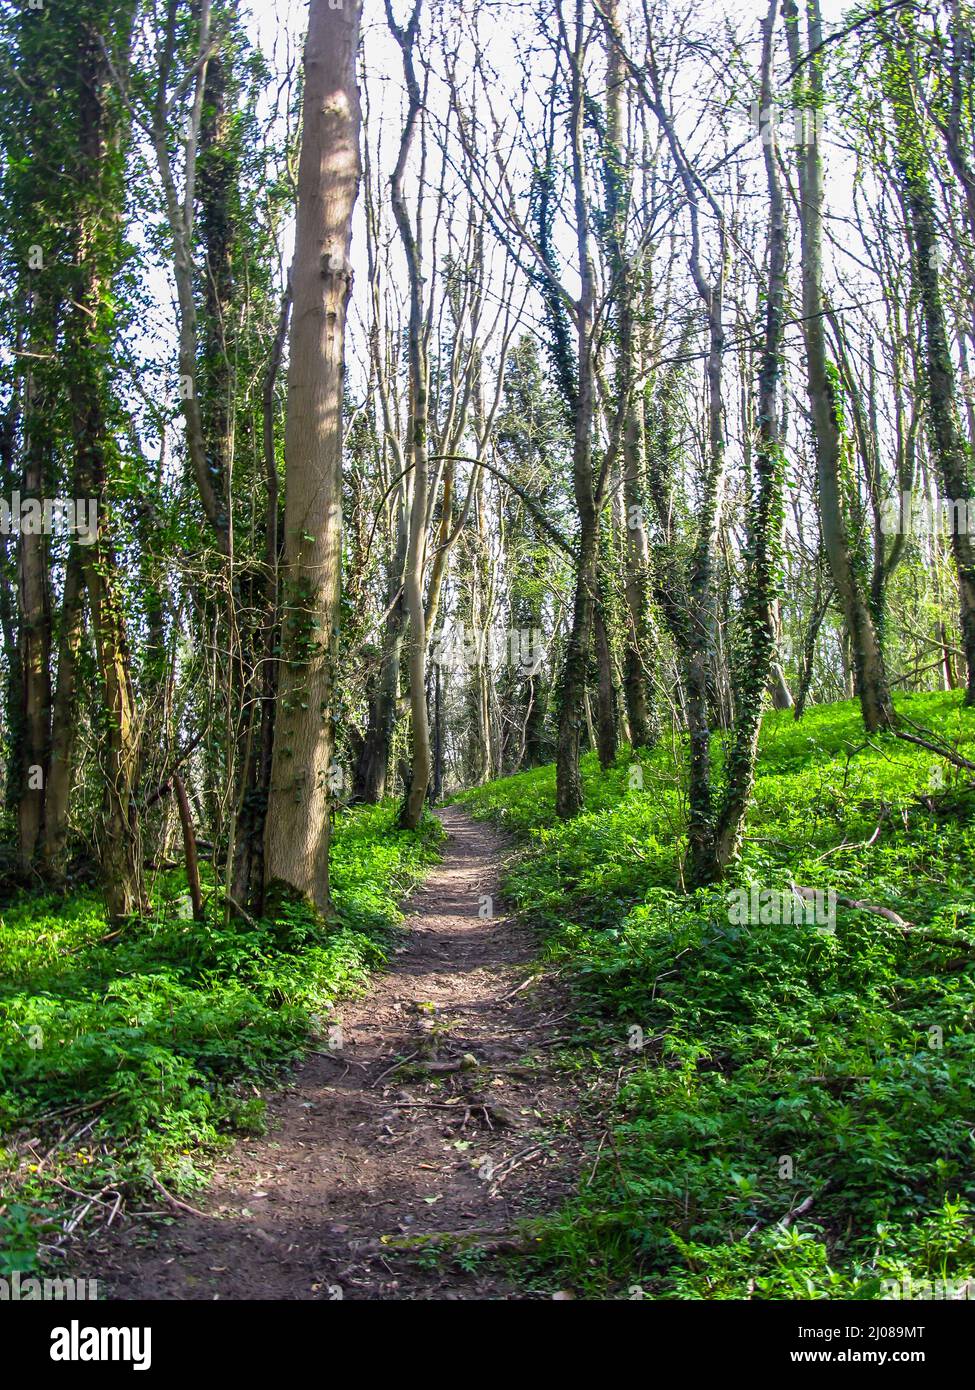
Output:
[
  {"left": 710, "top": 0, "right": 791, "bottom": 877},
  {"left": 0, "top": 392, "right": 24, "bottom": 816},
  {"left": 229, "top": 285, "right": 290, "bottom": 910},
  {"left": 593, "top": 592, "right": 618, "bottom": 769},
  {"left": 785, "top": 0, "right": 894, "bottom": 733},
  {"left": 633, "top": 23, "right": 729, "bottom": 874},
  {"left": 354, "top": 491, "right": 407, "bottom": 803},
  {"left": 387, "top": 0, "right": 431, "bottom": 831},
  {"left": 173, "top": 772, "right": 205, "bottom": 922},
  {"left": 68, "top": 15, "right": 145, "bottom": 919},
  {"left": 17, "top": 346, "right": 53, "bottom": 870},
  {"left": 354, "top": 600, "right": 405, "bottom": 802},
  {"left": 432, "top": 659, "right": 444, "bottom": 801},
  {"left": 793, "top": 572, "right": 832, "bottom": 720},
  {"left": 621, "top": 385, "right": 660, "bottom": 747},
  {"left": 151, "top": 0, "right": 229, "bottom": 552},
  {"left": 602, "top": 0, "right": 658, "bottom": 749},
  {"left": 197, "top": 35, "right": 235, "bottom": 516},
  {"left": 264, "top": 0, "right": 362, "bottom": 913},
  {"left": 885, "top": 29, "right": 975, "bottom": 704},
  {"left": 555, "top": 0, "right": 599, "bottom": 819},
  {"left": 40, "top": 547, "right": 85, "bottom": 876}
]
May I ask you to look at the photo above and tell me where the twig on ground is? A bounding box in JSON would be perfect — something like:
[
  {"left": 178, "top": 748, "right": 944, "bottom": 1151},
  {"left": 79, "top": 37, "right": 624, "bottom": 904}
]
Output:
[
  {"left": 499, "top": 972, "right": 541, "bottom": 1002},
  {"left": 370, "top": 1050, "right": 420, "bottom": 1089},
  {"left": 149, "top": 1173, "right": 208, "bottom": 1217}
]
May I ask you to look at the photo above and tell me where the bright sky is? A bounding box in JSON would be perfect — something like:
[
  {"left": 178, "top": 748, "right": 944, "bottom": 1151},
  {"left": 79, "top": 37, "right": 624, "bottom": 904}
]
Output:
[{"left": 237, "top": 0, "right": 856, "bottom": 352}]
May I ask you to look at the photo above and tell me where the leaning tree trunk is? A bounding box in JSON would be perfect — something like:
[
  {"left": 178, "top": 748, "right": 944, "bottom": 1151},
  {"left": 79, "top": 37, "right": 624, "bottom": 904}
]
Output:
[{"left": 264, "top": 0, "right": 363, "bottom": 914}]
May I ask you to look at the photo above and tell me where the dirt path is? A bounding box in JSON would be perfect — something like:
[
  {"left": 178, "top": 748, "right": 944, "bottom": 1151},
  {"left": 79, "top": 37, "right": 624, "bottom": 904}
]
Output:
[{"left": 85, "top": 806, "right": 587, "bottom": 1300}]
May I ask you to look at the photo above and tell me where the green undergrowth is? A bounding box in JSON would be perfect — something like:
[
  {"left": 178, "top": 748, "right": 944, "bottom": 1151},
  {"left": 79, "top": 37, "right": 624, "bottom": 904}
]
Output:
[
  {"left": 0, "top": 803, "right": 442, "bottom": 1273},
  {"left": 458, "top": 693, "right": 975, "bottom": 1298}
]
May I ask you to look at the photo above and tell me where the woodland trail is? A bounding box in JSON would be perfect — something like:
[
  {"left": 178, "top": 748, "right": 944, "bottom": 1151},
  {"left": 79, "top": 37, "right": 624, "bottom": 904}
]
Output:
[{"left": 84, "top": 807, "right": 589, "bottom": 1300}]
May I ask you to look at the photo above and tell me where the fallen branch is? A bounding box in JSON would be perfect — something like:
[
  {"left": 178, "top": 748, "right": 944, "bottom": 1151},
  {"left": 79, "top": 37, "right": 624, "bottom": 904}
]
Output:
[
  {"left": 746, "top": 1190, "right": 820, "bottom": 1240},
  {"left": 791, "top": 885, "right": 973, "bottom": 952},
  {"left": 893, "top": 729, "right": 975, "bottom": 771},
  {"left": 791, "top": 883, "right": 912, "bottom": 929},
  {"left": 224, "top": 893, "right": 259, "bottom": 927},
  {"left": 369, "top": 1050, "right": 420, "bottom": 1089},
  {"left": 499, "top": 972, "right": 542, "bottom": 1002},
  {"left": 148, "top": 1173, "right": 208, "bottom": 1218},
  {"left": 816, "top": 806, "right": 888, "bottom": 859},
  {"left": 780, "top": 1192, "right": 817, "bottom": 1231}
]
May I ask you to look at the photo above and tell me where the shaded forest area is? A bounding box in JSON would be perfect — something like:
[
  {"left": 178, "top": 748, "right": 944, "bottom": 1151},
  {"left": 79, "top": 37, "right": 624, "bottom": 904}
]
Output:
[{"left": 1, "top": 0, "right": 974, "bottom": 1307}]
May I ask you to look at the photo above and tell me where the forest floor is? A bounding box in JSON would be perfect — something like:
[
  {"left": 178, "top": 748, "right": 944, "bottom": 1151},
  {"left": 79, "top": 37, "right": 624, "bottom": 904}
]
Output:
[{"left": 79, "top": 806, "right": 591, "bottom": 1300}]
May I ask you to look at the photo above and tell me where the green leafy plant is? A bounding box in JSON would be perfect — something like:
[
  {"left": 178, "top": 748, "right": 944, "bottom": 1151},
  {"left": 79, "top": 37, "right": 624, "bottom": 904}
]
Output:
[{"left": 461, "top": 693, "right": 975, "bottom": 1298}]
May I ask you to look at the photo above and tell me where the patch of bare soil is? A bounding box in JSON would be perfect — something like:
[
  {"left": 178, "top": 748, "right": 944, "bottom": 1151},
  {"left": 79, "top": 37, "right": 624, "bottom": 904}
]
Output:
[{"left": 82, "top": 806, "right": 591, "bottom": 1300}]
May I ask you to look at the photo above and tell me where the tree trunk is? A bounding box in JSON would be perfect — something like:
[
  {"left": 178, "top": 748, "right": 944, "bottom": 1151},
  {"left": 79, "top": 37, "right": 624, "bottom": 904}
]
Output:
[
  {"left": 432, "top": 660, "right": 444, "bottom": 802},
  {"left": 388, "top": 1, "right": 432, "bottom": 831},
  {"left": 793, "top": 574, "right": 832, "bottom": 720},
  {"left": 41, "top": 547, "right": 85, "bottom": 876},
  {"left": 0, "top": 392, "right": 24, "bottom": 817},
  {"left": 594, "top": 593, "right": 618, "bottom": 770},
  {"left": 355, "top": 623, "right": 403, "bottom": 802},
  {"left": 68, "top": 17, "right": 146, "bottom": 920},
  {"left": 555, "top": 0, "right": 599, "bottom": 819},
  {"left": 885, "top": 31, "right": 975, "bottom": 704},
  {"left": 621, "top": 384, "right": 659, "bottom": 747},
  {"left": 264, "top": 0, "right": 362, "bottom": 914},
  {"left": 556, "top": 522, "right": 597, "bottom": 817},
  {"left": 602, "top": 0, "right": 658, "bottom": 749},
  {"left": 785, "top": 0, "right": 894, "bottom": 733},
  {"left": 230, "top": 283, "right": 290, "bottom": 912},
  {"left": 173, "top": 772, "right": 205, "bottom": 922},
  {"left": 17, "top": 350, "right": 53, "bottom": 870},
  {"left": 710, "top": 0, "right": 790, "bottom": 878}
]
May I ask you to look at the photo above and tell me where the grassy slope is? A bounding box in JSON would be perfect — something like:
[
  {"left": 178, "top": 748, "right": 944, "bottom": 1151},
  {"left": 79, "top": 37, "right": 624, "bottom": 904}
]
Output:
[
  {"left": 0, "top": 804, "right": 442, "bottom": 1272},
  {"left": 459, "top": 693, "right": 975, "bottom": 1298}
]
